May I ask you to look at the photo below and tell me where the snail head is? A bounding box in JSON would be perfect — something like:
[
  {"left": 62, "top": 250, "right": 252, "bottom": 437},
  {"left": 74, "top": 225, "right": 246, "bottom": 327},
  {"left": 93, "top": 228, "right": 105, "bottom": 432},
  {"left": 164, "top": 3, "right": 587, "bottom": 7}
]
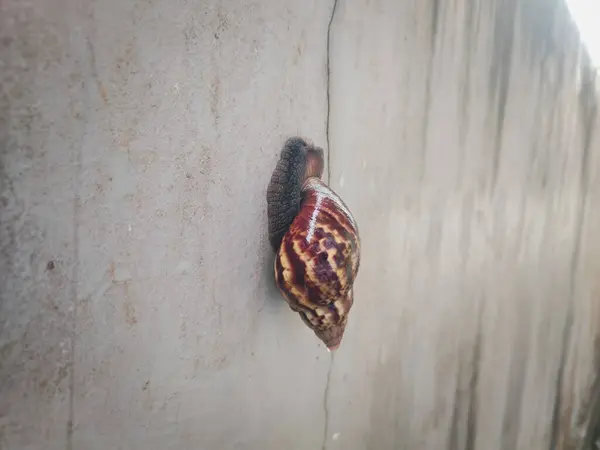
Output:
[{"left": 303, "top": 145, "right": 324, "bottom": 181}]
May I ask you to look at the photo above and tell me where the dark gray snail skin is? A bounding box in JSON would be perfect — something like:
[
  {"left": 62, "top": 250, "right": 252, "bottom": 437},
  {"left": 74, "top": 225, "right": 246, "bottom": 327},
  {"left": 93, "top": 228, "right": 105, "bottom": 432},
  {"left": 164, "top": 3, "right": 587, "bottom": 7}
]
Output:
[{"left": 265, "top": 137, "right": 324, "bottom": 252}]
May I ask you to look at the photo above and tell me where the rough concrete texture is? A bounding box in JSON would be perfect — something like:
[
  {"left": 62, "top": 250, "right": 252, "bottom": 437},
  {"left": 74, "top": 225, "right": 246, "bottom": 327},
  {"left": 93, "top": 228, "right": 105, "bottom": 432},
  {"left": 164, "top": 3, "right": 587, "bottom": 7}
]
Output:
[{"left": 1, "top": 0, "right": 599, "bottom": 449}]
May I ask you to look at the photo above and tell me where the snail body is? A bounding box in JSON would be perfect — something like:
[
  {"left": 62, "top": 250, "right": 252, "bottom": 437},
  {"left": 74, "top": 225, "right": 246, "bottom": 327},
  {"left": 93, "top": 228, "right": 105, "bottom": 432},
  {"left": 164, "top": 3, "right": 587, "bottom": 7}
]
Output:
[{"left": 266, "top": 137, "right": 360, "bottom": 350}]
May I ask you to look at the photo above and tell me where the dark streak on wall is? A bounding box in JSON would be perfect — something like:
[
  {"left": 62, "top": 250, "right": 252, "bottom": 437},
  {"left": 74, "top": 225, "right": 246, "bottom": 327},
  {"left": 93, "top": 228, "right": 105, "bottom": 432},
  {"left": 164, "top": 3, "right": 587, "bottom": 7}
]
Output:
[
  {"left": 464, "top": 314, "right": 481, "bottom": 450},
  {"left": 518, "top": 0, "right": 574, "bottom": 77},
  {"left": 578, "top": 65, "right": 599, "bottom": 450},
  {"left": 419, "top": 0, "right": 443, "bottom": 181},
  {"left": 578, "top": 64, "right": 598, "bottom": 191},
  {"left": 488, "top": 0, "right": 518, "bottom": 190},
  {"left": 458, "top": 0, "right": 479, "bottom": 149}
]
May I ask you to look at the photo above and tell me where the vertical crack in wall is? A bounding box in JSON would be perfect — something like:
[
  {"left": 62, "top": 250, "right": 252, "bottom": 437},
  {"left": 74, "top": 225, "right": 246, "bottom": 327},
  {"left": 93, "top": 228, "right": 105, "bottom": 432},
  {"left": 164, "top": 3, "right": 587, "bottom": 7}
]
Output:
[
  {"left": 67, "top": 172, "right": 80, "bottom": 450},
  {"left": 325, "top": 0, "right": 338, "bottom": 184},
  {"left": 66, "top": 34, "right": 92, "bottom": 450},
  {"left": 321, "top": 352, "right": 335, "bottom": 450},
  {"left": 66, "top": 128, "right": 81, "bottom": 450},
  {"left": 321, "top": 2, "right": 339, "bottom": 447}
]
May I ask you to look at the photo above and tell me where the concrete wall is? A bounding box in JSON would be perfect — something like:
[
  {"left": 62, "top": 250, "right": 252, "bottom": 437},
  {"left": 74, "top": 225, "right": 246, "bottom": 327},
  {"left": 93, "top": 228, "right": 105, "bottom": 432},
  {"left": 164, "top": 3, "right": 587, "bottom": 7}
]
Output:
[{"left": 1, "top": 0, "right": 599, "bottom": 449}]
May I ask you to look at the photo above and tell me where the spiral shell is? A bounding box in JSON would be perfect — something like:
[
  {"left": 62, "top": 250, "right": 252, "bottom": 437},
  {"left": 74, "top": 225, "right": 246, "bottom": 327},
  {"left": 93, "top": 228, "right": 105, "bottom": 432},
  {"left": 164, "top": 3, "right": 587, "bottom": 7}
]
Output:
[{"left": 267, "top": 137, "right": 360, "bottom": 350}]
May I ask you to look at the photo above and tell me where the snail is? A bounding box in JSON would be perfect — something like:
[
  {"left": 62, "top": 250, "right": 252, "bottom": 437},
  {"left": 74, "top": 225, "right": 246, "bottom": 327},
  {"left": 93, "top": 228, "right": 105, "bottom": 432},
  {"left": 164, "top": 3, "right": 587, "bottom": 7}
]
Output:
[{"left": 266, "top": 137, "right": 361, "bottom": 351}]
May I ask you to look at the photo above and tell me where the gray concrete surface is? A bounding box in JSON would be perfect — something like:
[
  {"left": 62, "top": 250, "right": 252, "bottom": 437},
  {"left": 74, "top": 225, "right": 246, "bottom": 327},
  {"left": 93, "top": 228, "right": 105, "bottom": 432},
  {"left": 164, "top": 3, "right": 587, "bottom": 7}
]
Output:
[{"left": 1, "top": 0, "right": 599, "bottom": 449}]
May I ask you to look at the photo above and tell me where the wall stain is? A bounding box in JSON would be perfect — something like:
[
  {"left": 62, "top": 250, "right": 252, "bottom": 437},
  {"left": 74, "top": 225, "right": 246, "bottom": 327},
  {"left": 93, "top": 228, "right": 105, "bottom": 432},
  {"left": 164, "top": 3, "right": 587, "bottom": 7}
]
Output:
[
  {"left": 0, "top": 8, "right": 79, "bottom": 448},
  {"left": 499, "top": 310, "right": 530, "bottom": 450},
  {"left": 576, "top": 66, "right": 600, "bottom": 450},
  {"left": 419, "top": 0, "right": 443, "bottom": 181},
  {"left": 430, "top": 0, "right": 441, "bottom": 55},
  {"left": 210, "top": 76, "right": 221, "bottom": 131},
  {"left": 518, "top": 0, "right": 573, "bottom": 75},
  {"left": 548, "top": 312, "right": 573, "bottom": 450},
  {"left": 578, "top": 66, "right": 598, "bottom": 192},
  {"left": 580, "top": 335, "right": 600, "bottom": 449},
  {"left": 458, "top": 0, "right": 480, "bottom": 151},
  {"left": 446, "top": 363, "right": 462, "bottom": 450},
  {"left": 182, "top": 17, "right": 199, "bottom": 51},
  {"left": 86, "top": 38, "right": 108, "bottom": 105},
  {"left": 488, "top": 0, "right": 518, "bottom": 190},
  {"left": 123, "top": 289, "right": 137, "bottom": 326},
  {"left": 465, "top": 308, "right": 482, "bottom": 450},
  {"left": 210, "top": 4, "right": 229, "bottom": 136}
]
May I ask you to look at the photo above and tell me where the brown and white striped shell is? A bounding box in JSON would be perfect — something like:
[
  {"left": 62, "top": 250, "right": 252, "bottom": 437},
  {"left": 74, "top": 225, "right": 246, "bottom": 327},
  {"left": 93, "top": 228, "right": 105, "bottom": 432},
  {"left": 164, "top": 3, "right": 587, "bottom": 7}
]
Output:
[{"left": 266, "top": 137, "right": 360, "bottom": 350}]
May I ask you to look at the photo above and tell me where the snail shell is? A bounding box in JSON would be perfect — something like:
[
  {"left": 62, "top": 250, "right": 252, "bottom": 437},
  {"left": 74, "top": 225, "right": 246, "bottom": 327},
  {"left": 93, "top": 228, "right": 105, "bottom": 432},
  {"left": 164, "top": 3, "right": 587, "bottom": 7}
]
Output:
[{"left": 266, "top": 137, "right": 361, "bottom": 350}]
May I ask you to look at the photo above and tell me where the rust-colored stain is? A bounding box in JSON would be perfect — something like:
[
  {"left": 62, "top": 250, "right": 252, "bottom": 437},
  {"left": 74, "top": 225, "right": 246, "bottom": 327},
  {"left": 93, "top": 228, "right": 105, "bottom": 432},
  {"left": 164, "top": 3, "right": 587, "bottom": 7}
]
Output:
[
  {"left": 86, "top": 38, "right": 109, "bottom": 105},
  {"left": 98, "top": 81, "right": 108, "bottom": 104},
  {"left": 123, "top": 283, "right": 137, "bottom": 326},
  {"left": 123, "top": 300, "right": 137, "bottom": 325},
  {"left": 210, "top": 76, "right": 220, "bottom": 128},
  {"left": 107, "top": 262, "right": 137, "bottom": 325}
]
